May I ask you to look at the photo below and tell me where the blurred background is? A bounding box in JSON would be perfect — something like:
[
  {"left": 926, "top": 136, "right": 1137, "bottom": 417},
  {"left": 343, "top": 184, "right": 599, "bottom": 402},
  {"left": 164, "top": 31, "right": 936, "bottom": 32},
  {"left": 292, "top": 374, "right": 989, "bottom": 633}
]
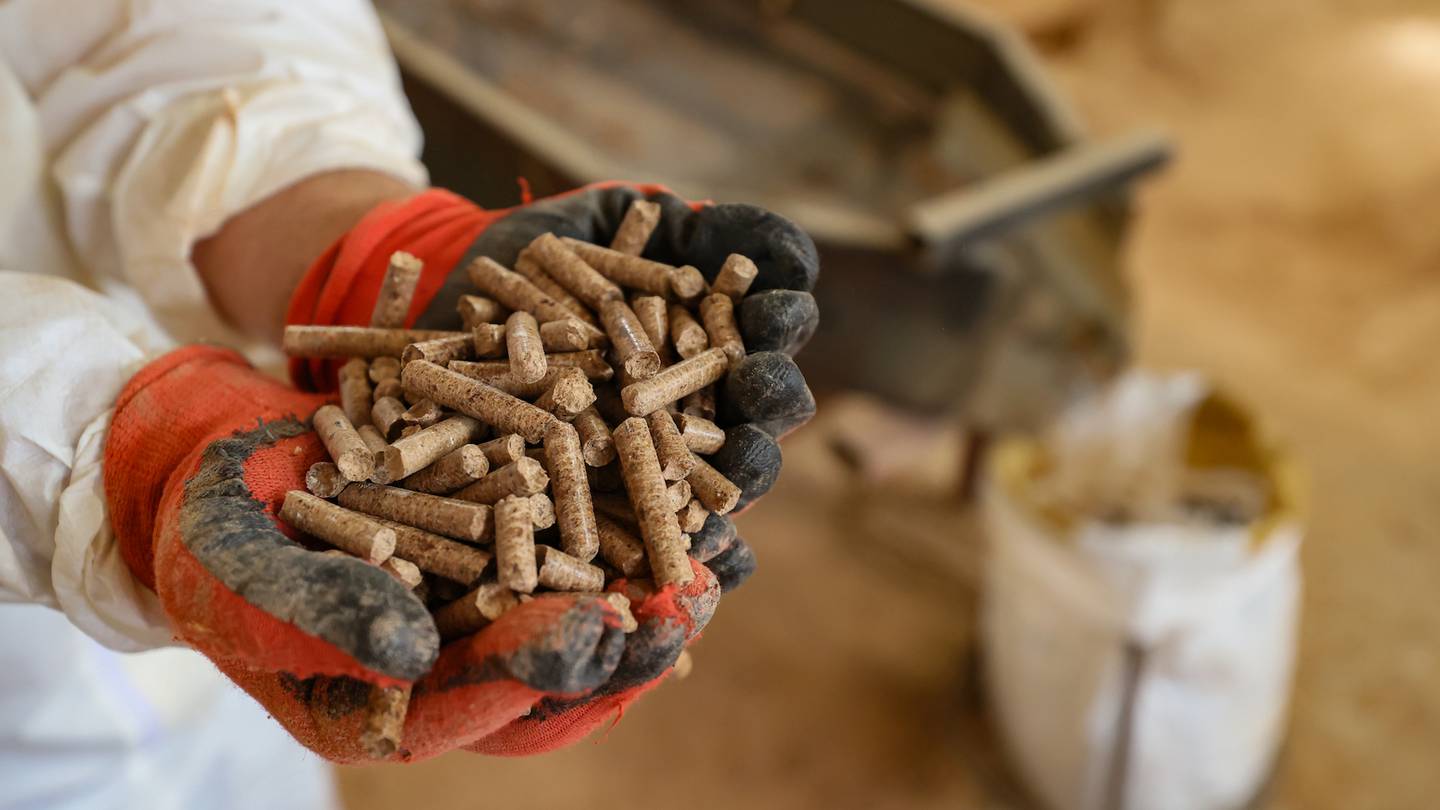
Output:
[{"left": 338, "top": 0, "right": 1440, "bottom": 807}]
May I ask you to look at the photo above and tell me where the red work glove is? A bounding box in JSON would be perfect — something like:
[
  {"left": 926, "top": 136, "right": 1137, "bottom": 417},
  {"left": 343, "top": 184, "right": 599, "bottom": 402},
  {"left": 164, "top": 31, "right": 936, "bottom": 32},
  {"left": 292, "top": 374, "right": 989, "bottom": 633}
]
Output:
[
  {"left": 105, "top": 344, "right": 721, "bottom": 762},
  {"left": 287, "top": 183, "right": 818, "bottom": 754},
  {"left": 107, "top": 183, "right": 816, "bottom": 762}
]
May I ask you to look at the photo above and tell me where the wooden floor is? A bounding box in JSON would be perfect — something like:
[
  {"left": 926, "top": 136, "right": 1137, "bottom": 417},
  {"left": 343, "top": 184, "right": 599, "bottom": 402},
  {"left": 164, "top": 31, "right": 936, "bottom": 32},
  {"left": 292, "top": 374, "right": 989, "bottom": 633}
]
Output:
[{"left": 342, "top": 2, "right": 1440, "bottom": 807}]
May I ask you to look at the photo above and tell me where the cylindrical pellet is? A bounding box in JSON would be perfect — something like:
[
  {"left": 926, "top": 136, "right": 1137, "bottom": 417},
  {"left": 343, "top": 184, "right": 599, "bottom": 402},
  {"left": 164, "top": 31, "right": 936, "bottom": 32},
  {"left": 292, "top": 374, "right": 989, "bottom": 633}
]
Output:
[
  {"left": 360, "top": 685, "right": 410, "bottom": 759},
  {"left": 433, "top": 582, "right": 519, "bottom": 640},
  {"left": 373, "top": 415, "right": 482, "bottom": 484},
  {"left": 605, "top": 592, "right": 640, "bottom": 633},
  {"left": 505, "top": 311, "right": 548, "bottom": 384},
  {"left": 609, "top": 199, "right": 661, "bottom": 255},
  {"left": 538, "top": 319, "right": 596, "bottom": 351},
  {"left": 357, "top": 424, "right": 389, "bottom": 455},
  {"left": 381, "top": 557, "right": 424, "bottom": 589},
  {"left": 631, "top": 295, "right": 670, "bottom": 362},
  {"left": 458, "top": 294, "right": 507, "bottom": 329},
  {"left": 712, "top": 253, "right": 759, "bottom": 301},
  {"left": 477, "top": 434, "right": 526, "bottom": 468},
  {"left": 529, "top": 493, "right": 556, "bottom": 530},
  {"left": 666, "top": 479, "right": 693, "bottom": 513},
  {"left": 471, "top": 323, "right": 506, "bottom": 358},
  {"left": 675, "top": 413, "right": 726, "bottom": 454},
  {"left": 452, "top": 458, "right": 549, "bottom": 505},
  {"left": 513, "top": 251, "right": 596, "bottom": 324},
  {"left": 536, "top": 546, "right": 605, "bottom": 592},
  {"left": 402, "top": 361, "right": 557, "bottom": 443},
  {"left": 560, "top": 238, "right": 706, "bottom": 299},
  {"left": 337, "top": 483, "right": 492, "bottom": 543},
  {"left": 369, "top": 356, "right": 401, "bottom": 383},
  {"left": 572, "top": 407, "right": 615, "bottom": 467},
  {"left": 544, "top": 422, "right": 600, "bottom": 561},
  {"left": 494, "top": 495, "right": 538, "bottom": 593},
  {"left": 339, "top": 359, "right": 373, "bottom": 427},
  {"left": 546, "top": 350, "right": 615, "bottom": 382},
  {"left": 612, "top": 418, "right": 692, "bottom": 587},
  {"left": 668, "top": 304, "right": 709, "bottom": 360},
  {"left": 370, "top": 252, "right": 423, "bottom": 328},
  {"left": 426, "top": 576, "right": 470, "bottom": 605},
  {"left": 466, "top": 256, "right": 597, "bottom": 330},
  {"left": 400, "top": 444, "right": 488, "bottom": 494},
  {"left": 280, "top": 491, "right": 395, "bottom": 564},
  {"left": 305, "top": 462, "right": 349, "bottom": 498},
  {"left": 402, "top": 334, "right": 474, "bottom": 366},
  {"left": 671, "top": 266, "right": 707, "bottom": 301},
  {"left": 371, "top": 396, "right": 408, "bottom": 441},
  {"left": 373, "top": 378, "right": 404, "bottom": 402},
  {"left": 621, "top": 348, "right": 729, "bottom": 416},
  {"left": 667, "top": 649, "right": 693, "bottom": 679},
  {"left": 646, "top": 410, "right": 697, "bottom": 481},
  {"left": 594, "top": 513, "right": 648, "bottom": 578},
  {"left": 402, "top": 400, "right": 443, "bottom": 431},
  {"left": 535, "top": 369, "right": 596, "bottom": 420},
  {"left": 687, "top": 455, "right": 742, "bottom": 515},
  {"left": 700, "top": 293, "right": 746, "bottom": 364},
  {"left": 599, "top": 299, "right": 660, "bottom": 380},
  {"left": 450, "top": 363, "right": 583, "bottom": 400},
  {"left": 313, "top": 404, "right": 374, "bottom": 482},
  {"left": 282, "top": 326, "right": 462, "bottom": 358},
  {"left": 682, "top": 385, "right": 717, "bottom": 420},
  {"left": 473, "top": 320, "right": 594, "bottom": 358},
  {"left": 529, "top": 233, "right": 622, "bottom": 310},
  {"left": 454, "top": 352, "right": 613, "bottom": 384},
  {"left": 677, "top": 498, "right": 709, "bottom": 533},
  {"left": 374, "top": 518, "right": 492, "bottom": 583}
]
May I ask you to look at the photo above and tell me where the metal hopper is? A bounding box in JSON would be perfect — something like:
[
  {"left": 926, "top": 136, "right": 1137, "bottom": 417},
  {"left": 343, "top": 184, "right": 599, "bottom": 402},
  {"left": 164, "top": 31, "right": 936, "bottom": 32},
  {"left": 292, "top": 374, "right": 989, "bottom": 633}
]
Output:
[{"left": 378, "top": 0, "right": 1170, "bottom": 430}]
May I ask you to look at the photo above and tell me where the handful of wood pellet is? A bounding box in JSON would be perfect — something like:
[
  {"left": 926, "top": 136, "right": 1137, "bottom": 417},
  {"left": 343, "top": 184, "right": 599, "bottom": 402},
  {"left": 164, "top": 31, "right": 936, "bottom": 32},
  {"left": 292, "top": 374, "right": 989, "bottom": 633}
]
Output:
[{"left": 280, "top": 200, "right": 765, "bottom": 756}]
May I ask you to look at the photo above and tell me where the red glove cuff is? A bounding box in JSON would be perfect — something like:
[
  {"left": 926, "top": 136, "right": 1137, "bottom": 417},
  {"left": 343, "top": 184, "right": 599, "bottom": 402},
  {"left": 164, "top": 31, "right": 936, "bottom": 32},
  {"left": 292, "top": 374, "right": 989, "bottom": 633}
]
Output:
[
  {"left": 106, "top": 345, "right": 328, "bottom": 589},
  {"left": 284, "top": 188, "right": 500, "bottom": 391},
  {"left": 283, "top": 182, "right": 693, "bottom": 392}
]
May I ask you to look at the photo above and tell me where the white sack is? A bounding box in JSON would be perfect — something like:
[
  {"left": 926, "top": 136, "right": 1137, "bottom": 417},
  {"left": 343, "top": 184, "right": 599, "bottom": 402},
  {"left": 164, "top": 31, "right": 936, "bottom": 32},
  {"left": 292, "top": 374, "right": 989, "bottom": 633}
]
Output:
[{"left": 981, "top": 372, "right": 1301, "bottom": 810}]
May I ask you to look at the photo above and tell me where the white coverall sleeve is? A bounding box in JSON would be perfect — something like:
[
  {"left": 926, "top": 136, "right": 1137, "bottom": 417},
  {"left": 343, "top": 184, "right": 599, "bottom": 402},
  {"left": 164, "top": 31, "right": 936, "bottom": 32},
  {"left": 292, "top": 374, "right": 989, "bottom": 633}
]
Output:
[
  {"left": 0, "top": 0, "right": 428, "bottom": 346},
  {"left": 0, "top": 0, "right": 427, "bottom": 650},
  {"left": 0, "top": 272, "right": 175, "bottom": 649}
]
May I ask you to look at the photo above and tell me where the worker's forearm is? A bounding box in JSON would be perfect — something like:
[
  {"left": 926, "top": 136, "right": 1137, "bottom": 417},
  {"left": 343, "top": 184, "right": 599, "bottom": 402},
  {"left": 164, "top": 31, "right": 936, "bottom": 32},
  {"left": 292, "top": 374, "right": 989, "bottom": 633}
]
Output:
[{"left": 194, "top": 170, "right": 419, "bottom": 345}]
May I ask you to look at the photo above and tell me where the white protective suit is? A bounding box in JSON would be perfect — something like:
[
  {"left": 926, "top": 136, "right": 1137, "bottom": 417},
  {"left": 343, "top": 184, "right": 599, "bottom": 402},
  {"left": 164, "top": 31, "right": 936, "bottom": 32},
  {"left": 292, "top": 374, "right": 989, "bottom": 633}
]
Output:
[{"left": 0, "top": 2, "right": 427, "bottom": 807}]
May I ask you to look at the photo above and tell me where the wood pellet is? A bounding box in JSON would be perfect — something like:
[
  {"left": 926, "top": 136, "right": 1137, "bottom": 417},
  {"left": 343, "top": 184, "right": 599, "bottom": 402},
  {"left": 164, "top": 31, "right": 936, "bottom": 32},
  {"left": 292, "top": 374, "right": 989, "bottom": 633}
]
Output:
[
  {"left": 277, "top": 203, "right": 786, "bottom": 757},
  {"left": 338, "top": 359, "right": 373, "bottom": 428},
  {"left": 400, "top": 444, "right": 487, "bottom": 494},
  {"left": 609, "top": 199, "right": 660, "bottom": 255},
  {"left": 370, "top": 252, "right": 423, "bottom": 328},
  {"left": 513, "top": 250, "right": 595, "bottom": 325},
  {"left": 471, "top": 319, "right": 596, "bottom": 357},
  {"left": 457, "top": 294, "right": 507, "bottom": 329}
]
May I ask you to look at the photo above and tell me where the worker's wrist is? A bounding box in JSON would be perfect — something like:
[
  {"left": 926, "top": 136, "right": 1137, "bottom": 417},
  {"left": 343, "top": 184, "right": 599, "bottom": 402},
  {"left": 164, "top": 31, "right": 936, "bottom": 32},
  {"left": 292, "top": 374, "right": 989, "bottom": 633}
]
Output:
[
  {"left": 194, "top": 170, "right": 421, "bottom": 344},
  {"left": 283, "top": 187, "right": 498, "bottom": 391}
]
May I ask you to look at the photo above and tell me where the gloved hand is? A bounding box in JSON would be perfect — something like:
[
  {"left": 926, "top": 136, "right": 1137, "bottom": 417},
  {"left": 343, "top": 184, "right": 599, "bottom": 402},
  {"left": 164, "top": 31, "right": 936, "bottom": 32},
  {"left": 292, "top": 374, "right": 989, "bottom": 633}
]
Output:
[
  {"left": 105, "top": 344, "right": 723, "bottom": 763},
  {"left": 394, "top": 184, "right": 819, "bottom": 754},
  {"left": 110, "top": 183, "right": 817, "bottom": 762},
  {"left": 287, "top": 182, "right": 820, "bottom": 591}
]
